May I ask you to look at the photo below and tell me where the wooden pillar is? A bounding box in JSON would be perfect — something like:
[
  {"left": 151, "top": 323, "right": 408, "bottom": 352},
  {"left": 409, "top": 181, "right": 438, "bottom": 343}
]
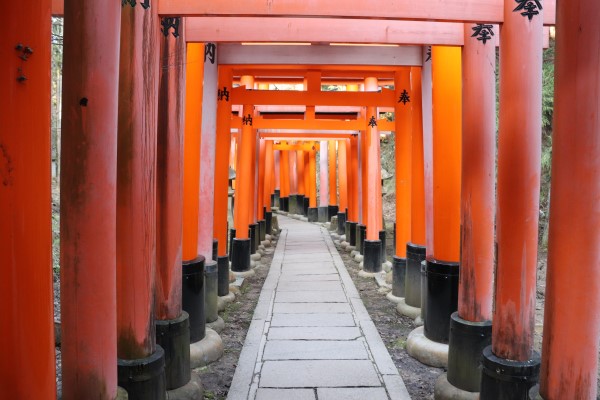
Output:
[
  {"left": 116, "top": 0, "right": 160, "bottom": 363},
  {"left": 328, "top": 140, "right": 337, "bottom": 208},
  {"left": 257, "top": 139, "right": 266, "bottom": 220},
  {"left": 1, "top": 1, "right": 55, "bottom": 398},
  {"left": 349, "top": 136, "right": 360, "bottom": 222},
  {"left": 319, "top": 141, "right": 329, "bottom": 207},
  {"left": 410, "top": 67, "right": 426, "bottom": 247},
  {"left": 481, "top": 0, "right": 543, "bottom": 395},
  {"left": 422, "top": 47, "right": 435, "bottom": 259},
  {"left": 264, "top": 141, "right": 274, "bottom": 213},
  {"left": 156, "top": 17, "right": 186, "bottom": 320},
  {"left": 394, "top": 68, "right": 412, "bottom": 258},
  {"left": 182, "top": 44, "right": 204, "bottom": 262},
  {"left": 539, "top": 1, "right": 600, "bottom": 398},
  {"left": 234, "top": 103, "right": 254, "bottom": 240},
  {"left": 198, "top": 43, "right": 218, "bottom": 261},
  {"left": 239, "top": 76, "right": 256, "bottom": 227},
  {"left": 297, "top": 149, "right": 305, "bottom": 196},
  {"left": 345, "top": 138, "right": 354, "bottom": 219},
  {"left": 337, "top": 140, "right": 348, "bottom": 215},
  {"left": 308, "top": 145, "right": 318, "bottom": 208},
  {"left": 365, "top": 77, "right": 382, "bottom": 241},
  {"left": 279, "top": 147, "right": 290, "bottom": 211},
  {"left": 214, "top": 67, "right": 233, "bottom": 257}
]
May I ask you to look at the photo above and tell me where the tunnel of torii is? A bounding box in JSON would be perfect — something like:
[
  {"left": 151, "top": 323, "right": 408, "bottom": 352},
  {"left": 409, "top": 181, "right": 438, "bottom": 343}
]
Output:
[{"left": 2, "top": 0, "right": 599, "bottom": 399}]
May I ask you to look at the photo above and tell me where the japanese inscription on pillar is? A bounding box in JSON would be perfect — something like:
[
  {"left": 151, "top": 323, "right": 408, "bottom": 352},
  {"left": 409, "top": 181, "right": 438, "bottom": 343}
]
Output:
[
  {"left": 513, "top": 0, "right": 542, "bottom": 20},
  {"left": 122, "top": 0, "right": 150, "bottom": 9},
  {"left": 398, "top": 90, "right": 411, "bottom": 105},
  {"left": 368, "top": 116, "right": 378, "bottom": 128},
  {"left": 14, "top": 44, "right": 33, "bottom": 83},
  {"left": 425, "top": 46, "right": 432, "bottom": 62},
  {"left": 218, "top": 87, "right": 230, "bottom": 102},
  {"left": 161, "top": 18, "right": 180, "bottom": 38},
  {"left": 242, "top": 114, "right": 253, "bottom": 126},
  {"left": 471, "top": 24, "right": 494, "bottom": 45},
  {"left": 205, "top": 43, "right": 216, "bottom": 64}
]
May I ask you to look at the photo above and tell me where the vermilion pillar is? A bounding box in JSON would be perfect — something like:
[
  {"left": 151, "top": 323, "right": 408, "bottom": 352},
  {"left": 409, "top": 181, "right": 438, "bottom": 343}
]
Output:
[
  {"left": 273, "top": 149, "right": 281, "bottom": 206},
  {"left": 423, "top": 46, "right": 461, "bottom": 345},
  {"left": 296, "top": 149, "right": 306, "bottom": 216},
  {"left": 363, "top": 77, "right": 383, "bottom": 273},
  {"left": 279, "top": 148, "right": 290, "bottom": 212},
  {"left": 392, "top": 68, "right": 412, "bottom": 298},
  {"left": 303, "top": 149, "right": 310, "bottom": 215},
  {"left": 288, "top": 149, "right": 299, "bottom": 214},
  {"left": 318, "top": 141, "right": 329, "bottom": 222},
  {"left": 421, "top": 47, "right": 435, "bottom": 259},
  {"left": 1, "top": 1, "right": 55, "bottom": 398},
  {"left": 327, "top": 140, "right": 339, "bottom": 220},
  {"left": 257, "top": 139, "right": 266, "bottom": 241},
  {"left": 336, "top": 139, "right": 348, "bottom": 234},
  {"left": 540, "top": 2, "right": 600, "bottom": 398},
  {"left": 442, "top": 24, "right": 496, "bottom": 395},
  {"left": 307, "top": 144, "right": 319, "bottom": 222},
  {"left": 116, "top": 2, "right": 164, "bottom": 397},
  {"left": 481, "top": 0, "right": 543, "bottom": 395},
  {"left": 344, "top": 137, "right": 357, "bottom": 247},
  {"left": 263, "top": 140, "right": 274, "bottom": 234}
]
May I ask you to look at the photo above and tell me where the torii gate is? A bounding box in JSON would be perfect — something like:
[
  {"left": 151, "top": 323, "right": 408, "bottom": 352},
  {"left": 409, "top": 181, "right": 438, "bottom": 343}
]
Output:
[{"left": 3, "top": 1, "right": 600, "bottom": 400}]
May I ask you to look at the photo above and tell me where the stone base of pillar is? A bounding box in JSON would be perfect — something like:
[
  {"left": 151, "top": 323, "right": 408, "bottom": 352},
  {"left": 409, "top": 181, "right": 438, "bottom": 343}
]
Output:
[
  {"left": 434, "top": 374, "right": 479, "bottom": 400},
  {"left": 386, "top": 291, "right": 404, "bottom": 304},
  {"left": 182, "top": 257, "right": 206, "bottom": 343},
  {"left": 258, "top": 219, "right": 266, "bottom": 241},
  {"left": 424, "top": 259, "right": 459, "bottom": 344},
  {"left": 336, "top": 212, "right": 347, "bottom": 235},
  {"left": 447, "top": 313, "right": 492, "bottom": 393},
  {"left": 166, "top": 371, "right": 203, "bottom": 400},
  {"left": 204, "top": 261, "right": 219, "bottom": 323},
  {"left": 156, "top": 313, "right": 192, "bottom": 391},
  {"left": 231, "top": 238, "right": 251, "bottom": 272},
  {"left": 118, "top": 346, "right": 166, "bottom": 400},
  {"left": 407, "top": 326, "right": 449, "bottom": 368},
  {"left": 379, "top": 230, "right": 387, "bottom": 262},
  {"left": 217, "top": 292, "right": 235, "bottom": 312},
  {"left": 206, "top": 316, "right": 225, "bottom": 334},
  {"left": 396, "top": 298, "right": 422, "bottom": 319},
  {"left": 406, "top": 243, "right": 426, "bottom": 308},
  {"left": 217, "top": 256, "right": 230, "bottom": 297},
  {"left": 480, "top": 346, "right": 540, "bottom": 400},
  {"left": 307, "top": 207, "right": 319, "bottom": 222},
  {"left": 363, "top": 240, "right": 382, "bottom": 273},
  {"left": 317, "top": 206, "right": 329, "bottom": 222},
  {"left": 189, "top": 328, "right": 224, "bottom": 369},
  {"left": 392, "top": 256, "right": 406, "bottom": 298},
  {"left": 303, "top": 197, "right": 309, "bottom": 216},
  {"left": 328, "top": 205, "right": 339, "bottom": 221}
]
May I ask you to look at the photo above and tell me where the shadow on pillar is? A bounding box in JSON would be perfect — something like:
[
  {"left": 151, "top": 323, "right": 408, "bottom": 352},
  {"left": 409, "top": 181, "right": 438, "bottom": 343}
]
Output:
[
  {"left": 424, "top": 259, "right": 459, "bottom": 344},
  {"left": 328, "top": 205, "right": 339, "bottom": 221},
  {"left": 231, "top": 238, "right": 251, "bottom": 272},
  {"left": 337, "top": 212, "right": 347, "bottom": 235},
  {"left": 363, "top": 240, "right": 382, "bottom": 273},
  {"left": 308, "top": 207, "right": 319, "bottom": 222}
]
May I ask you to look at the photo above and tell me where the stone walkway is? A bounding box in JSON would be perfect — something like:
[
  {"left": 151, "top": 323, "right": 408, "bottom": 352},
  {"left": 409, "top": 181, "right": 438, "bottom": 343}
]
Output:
[{"left": 228, "top": 215, "right": 411, "bottom": 400}]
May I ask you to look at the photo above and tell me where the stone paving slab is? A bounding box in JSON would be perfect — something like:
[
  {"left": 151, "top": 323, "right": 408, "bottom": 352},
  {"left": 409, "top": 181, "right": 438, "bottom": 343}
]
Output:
[
  {"left": 227, "top": 216, "right": 411, "bottom": 400},
  {"left": 259, "top": 360, "right": 381, "bottom": 388},
  {"left": 263, "top": 340, "right": 369, "bottom": 360},
  {"left": 272, "top": 302, "right": 352, "bottom": 314}
]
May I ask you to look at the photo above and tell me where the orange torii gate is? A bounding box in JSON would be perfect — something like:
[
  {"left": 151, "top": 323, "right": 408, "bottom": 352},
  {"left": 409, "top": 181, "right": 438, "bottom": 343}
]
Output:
[{"left": 7, "top": 1, "right": 600, "bottom": 400}]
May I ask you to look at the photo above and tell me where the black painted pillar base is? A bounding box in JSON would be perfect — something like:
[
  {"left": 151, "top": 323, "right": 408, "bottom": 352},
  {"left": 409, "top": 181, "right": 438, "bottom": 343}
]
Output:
[
  {"left": 337, "top": 212, "right": 347, "bottom": 235},
  {"left": 406, "top": 243, "right": 426, "bottom": 308},
  {"left": 204, "top": 260, "right": 218, "bottom": 323},
  {"left": 217, "top": 255, "right": 230, "bottom": 297},
  {"left": 182, "top": 257, "right": 206, "bottom": 343},
  {"left": 303, "top": 197, "right": 309, "bottom": 216},
  {"left": 297, "top": 195, "right": 306, "bottom": 215},
  {"left": 258, "top": 219, "right": 266, "bottom": 242},
  {"left": 328, "top": 205, "right": 339, "bottom": 221},
  {"left": 270, "top": 194, "right": 275, "bottom": 208},
  {"left": 317, "top": 206, "right": 329, "bottom": 222},
  {"left": 228, "top": 229, "right": 236, "bottom": 261},
  {"left": 392, "top": 256, "right": 406, "bottom": 298},
  {"left": 118, "top": 346, "right": 166, "bottom": 400},
  {"left": 156, "top": 312, "right": 191, "bottom": 390},
  {"left": 424, "top": 259, "right": 459, "bottom": 344},
  {"left": 359, "top": 224, "right": 367, "bottom": 254},
  {"left": 355, "top": 223, "right": 363, "bottom": 253},
  {"left": 279, "top": 196, "right": 289, "bottom": 212},
  {"left": 212, "top": 239, "right": 218, "bottom": 262},
  {"left": 249, "top": 223, "right": 258, "bottom": 254},
  {"left": 393, "top": 222, "right": 397, "bottom": 256},
  {"left": 231, "top": 238, "right": 251, "bottom": 272},
  {"left": 480, "top": 346, "right": 540, "bottom": 399},
  {"left": 308, "top": 207, "right": 319, "bottom": 222},
  {"left": 273, "top": 189, "right": 280, "bottom": 207},
  {"left": 289, "top": 194, "right": 298, "bottom": 214},
  {"left": 363, "top": 240, "right": 382, "bottom": 273},
  {"left": 265, "top": 211, "right": 272, "bottom": 234},
  {"left": 420, "top": 260, "right": 428, "bottom": 321},
  {"left": 379, "top": 230, "right": 387, "bottom": 261},
  {"left": 447, "top": 312, "right": 492, "bottom": 393},
  {"left": 347, "top": 222, "right": 358, "bottom": 246}
]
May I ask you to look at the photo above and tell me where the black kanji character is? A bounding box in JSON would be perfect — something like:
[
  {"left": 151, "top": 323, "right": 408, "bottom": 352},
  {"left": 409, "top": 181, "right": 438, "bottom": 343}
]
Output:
[
  {"left": 398, "top": 89, "right": 411, "bottom": 105},
  {"left": 205, "top": 43, "right": 216, "bottom": 64},
  {"left": 242, "top": 114, "right": 253, "bottom": 126},
  {"left": 218, "top": 87, "right": 230, "bottom": 102},
  {"left": 514, "top": 0, "right": 543, "bottom": 20},
  {"left": 368, "top": 116, "right": 378, "bottom": 128},
  {"left": 161, "top": 18, "right": 180, "bottom": 38},
  {"left": 471, "top": 24, "right": 495, "bottom": 45}
]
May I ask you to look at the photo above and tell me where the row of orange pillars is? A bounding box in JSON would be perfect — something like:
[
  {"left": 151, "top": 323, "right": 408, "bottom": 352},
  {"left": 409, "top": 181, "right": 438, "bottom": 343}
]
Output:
[{"left": 2, "top": 2, "right": 600, "bottom": 400}]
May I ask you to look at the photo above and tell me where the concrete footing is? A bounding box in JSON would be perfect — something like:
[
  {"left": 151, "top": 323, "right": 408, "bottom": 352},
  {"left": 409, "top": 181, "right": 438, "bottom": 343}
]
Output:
[
  {"left": 396, "top": 299, "right": 422, "bottom": 320},
  {"left": 354, "top": 254, "right": 364, "bottom": 263},
  {"left": 189, "top": 328, "right": 224, "bottom": 368},
  {"left": 434, "top": 374, "right": 479, "bottom": 400},
  {"left": 117, "top": 387, "right": 129, "bottom": 399},
  {"left": 382, "top": 260, "right": 393, "bottom": 272},
  {"left": 386, "top": 292, "right": 404, "bottom": 304},
  {"left": 358, "top": 269, "right": 381, "bottom": 278},
  {"left": 166, "top": 372, "right": 203, "bottom": 400},
  {"left": 206, "top": 316, "right": 225, "bottom": 334},
  {"left": 250, "top": 253, "right": 261, "bottom": 261},
  {"left": 232, "top": 269, "right": 255, "bottom": 279},
  {"left": 406, "top": 326, "right": 448, "bottom": 368},
  {"left": 217, "top": 292, "right": 235, "bottom": 312}
]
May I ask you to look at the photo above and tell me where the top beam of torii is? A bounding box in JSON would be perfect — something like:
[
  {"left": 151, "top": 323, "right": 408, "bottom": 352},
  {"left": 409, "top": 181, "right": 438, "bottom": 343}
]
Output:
[{"left": 52, "top": 0, "right": 555, "bottom": 25}]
